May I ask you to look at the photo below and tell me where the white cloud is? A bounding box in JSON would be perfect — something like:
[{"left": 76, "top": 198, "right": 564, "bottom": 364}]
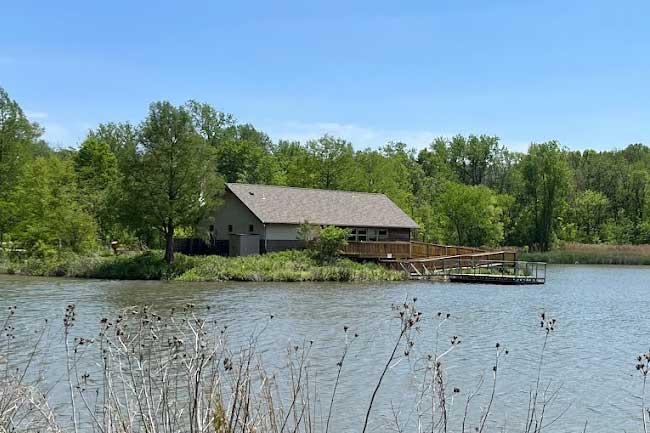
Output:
[
  {"left": 268, "top": 121, "right": 451, "bottom": 150},
  {"left": 41, "top": 122, "right": 72, "bottom": 147},
  {"left": 25, "top": 110, "right": 48, "bottom": 120},
  {"left": 36, "top": 120, "right": 92, "bottom": 148}
]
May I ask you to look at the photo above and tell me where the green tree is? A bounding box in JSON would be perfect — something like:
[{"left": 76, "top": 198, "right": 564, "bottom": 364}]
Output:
[
  {"left": 573, "top": 189, "right": 610, "bottom": 242},
  {"left": 306, "top": 135, "right": 354, "bottom": 189},
  {"left": 0, "top": 87, "right": 43, "bottom": 245},
  {"left": 10, "top": 156, "right": 97, "bottom": 255},
  {"left": 438, "top": 182, "right": 504, "bottom": 247},
  {"left": 186, "top": 102, "right": 279, "bottom": 183},
  {"left": 273, "top": 140, "right": 313, "bottom": 187},
  {"left": 519, "top": 141, "right": 571, "bottom": 251},
  {"left": 74, "top": 136, "right": 119, "bottom": 242},
  {"left": 125, "top": 101, "right": 221, "bottom": 264},
  {"left": 88, "top": 122, "right": 137, "bottom": 171}
]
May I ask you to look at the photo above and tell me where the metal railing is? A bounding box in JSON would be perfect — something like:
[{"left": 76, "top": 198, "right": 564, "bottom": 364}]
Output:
[{"left": 385, "top": 257, "right": 546, "bottom": 284}]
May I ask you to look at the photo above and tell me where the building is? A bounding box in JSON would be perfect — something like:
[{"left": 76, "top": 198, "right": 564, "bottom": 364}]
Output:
[{"left": 211, "top": 183, "right": 419, "bottom": 256}]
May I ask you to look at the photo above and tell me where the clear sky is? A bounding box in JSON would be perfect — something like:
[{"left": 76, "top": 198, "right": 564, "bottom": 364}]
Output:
[{"left": 2, "top": 0, "right": 649, "bottom": 151}]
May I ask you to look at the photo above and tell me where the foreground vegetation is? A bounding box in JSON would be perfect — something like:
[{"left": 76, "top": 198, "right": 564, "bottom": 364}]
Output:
[
  {"left": 1, "top": 301, "right": 648, "bottom": 432},
  {"left": 5, "top": 85, "right": 650, "bottom": 264},
  {"left": 521, "top": 242, "right": 650, "bottom": 265},
  {"left": 0, "top": 250, "right": 406, "bottom": 282}
]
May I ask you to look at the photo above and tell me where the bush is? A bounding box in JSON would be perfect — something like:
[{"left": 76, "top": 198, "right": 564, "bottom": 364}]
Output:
[
  {"left": 309, "top": 226, "right": 350, "bottom": 264},
  {"left": 0, "top": 249, "right": 406, "bottom": 282}
]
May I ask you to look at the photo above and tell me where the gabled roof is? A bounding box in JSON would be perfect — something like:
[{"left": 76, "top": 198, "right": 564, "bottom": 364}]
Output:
[{"left": 226, "top": 183, "right": 419, "bottom": 229}]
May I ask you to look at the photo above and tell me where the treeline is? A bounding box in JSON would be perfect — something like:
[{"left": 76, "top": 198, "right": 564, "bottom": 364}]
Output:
[{"left": 2, "top": 85, "right": 650, "bottom": 262}]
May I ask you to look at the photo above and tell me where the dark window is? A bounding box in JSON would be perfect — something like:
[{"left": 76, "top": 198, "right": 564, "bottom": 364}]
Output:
[
  {"left": 249, "top": 224, "right": 254, "bottom": 232},
  {"left": 228, "top": 224, "right": 233, "bottom": 233},
  {"left": 347, "top": 228, "right": 357, "bottom": 241},
  {"left": 378, "top": 229, "right": 388, "bottom": 240},
  {"left": 357, "top": 229, "right": 367, "bottom": 242}
]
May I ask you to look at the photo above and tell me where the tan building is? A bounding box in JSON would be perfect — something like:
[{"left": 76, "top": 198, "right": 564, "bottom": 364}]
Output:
[{"left": 211, "top": 183, "right": 419, "bottom": 256}]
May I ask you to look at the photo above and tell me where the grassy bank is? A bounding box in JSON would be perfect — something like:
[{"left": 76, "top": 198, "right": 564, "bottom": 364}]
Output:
[
  {"left": 0, "top": 250, "right": 406, "bottom": 282},
  {"left": 520, "top": 243, "right": 650, "bottom": 265}
]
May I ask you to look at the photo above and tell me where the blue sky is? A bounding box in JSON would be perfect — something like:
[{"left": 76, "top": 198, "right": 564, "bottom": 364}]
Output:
[{"left": 2, "top": 0, "right": 649, "bottom": 151}]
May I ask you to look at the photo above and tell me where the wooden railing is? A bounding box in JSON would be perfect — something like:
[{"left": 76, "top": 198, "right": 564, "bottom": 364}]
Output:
[
  {"left": 410, "top": 241, "right": 485, "bottom": 258},
  {"left": 340, "top": 241, "right": 507, "bottom": 260},
  {"left": 340, "top": 241, "right": 412, "bottom": 259}
]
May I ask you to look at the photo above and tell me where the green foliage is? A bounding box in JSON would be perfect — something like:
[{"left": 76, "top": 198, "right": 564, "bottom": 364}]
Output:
[
  {"left": 438, "top": 182, "right": 504, "bottom": 247},
  {"left": 124, "top": 101, "right": 222, "bottom": 264},
  {"left": 0, "top": 87, "right": 43, "bottom": 242},
  {"left": 572, "top": 190, "right": 610, "bottom": 242},
  {"left": 6, "top": 82, "right": 650, "bottom": 260},
  {"left": 519, "top": 141, "right": 571, "bottom": 251},
  {"left": 9, "top": 157, "right": 97, "bottom": 255},
  {"left": 74, "top": 136, "right": 120, "bottom": 242},
  {"left": 1, "top": 250, "right": 405, "bottom": 281},
  {"left": 309, "top": 226, "right": 351, "bottom": 264},
  {"left": 176, "top": 250, "right": 404, "bottom": 282},
  {"left": 297, "top": 221, "right": 318, "bottom": 243},
  {"left": 521, "top": 247, "right": 650, "bottom": 265},
  {"left": 309, "top": 135, "right": 354, "bottom": 189}
]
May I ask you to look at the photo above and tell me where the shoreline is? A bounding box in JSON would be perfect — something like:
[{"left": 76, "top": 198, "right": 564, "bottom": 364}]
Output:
[
  {"left": 520, "top": 250, "right": 650, "bottom": 265},
  {"left": 0, "top": 250, "right": 407, "bottom": 282}
]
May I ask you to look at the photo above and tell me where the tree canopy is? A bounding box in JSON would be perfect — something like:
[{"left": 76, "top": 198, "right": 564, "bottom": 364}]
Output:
[{"left": 3, "top": 84, "right": 650, "bottom": 258}]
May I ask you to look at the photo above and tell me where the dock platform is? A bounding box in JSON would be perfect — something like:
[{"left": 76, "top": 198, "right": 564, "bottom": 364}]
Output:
[{"left": 381, "top": 253, "right": 546, "bottom": 285}]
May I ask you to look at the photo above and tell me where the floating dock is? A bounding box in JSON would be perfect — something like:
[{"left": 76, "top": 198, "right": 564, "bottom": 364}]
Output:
[{"left": 381, "top": 252, "right": 546, "bottom": 285}]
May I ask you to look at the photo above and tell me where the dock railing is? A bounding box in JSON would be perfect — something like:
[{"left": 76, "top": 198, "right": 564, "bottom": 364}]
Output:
[
  {"left": 446, "top": 259, "right": 546, "bottom": 284},
  {"left": 340, "top": 241, "right": 412, "bottom": 259},
  {"left": 382, "top": 255, "right": 546, "bottom": 284},
  {"left": 340, "top": 240, "right": 491, "bottom": 260}
]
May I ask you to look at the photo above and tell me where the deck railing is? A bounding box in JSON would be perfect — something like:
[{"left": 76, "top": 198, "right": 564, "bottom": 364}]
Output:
[
  {"left": 410, "top": 241, "right": 485, "bottom": 258},
  {"left": 341, "top": 241, "right": 513, "bottom": 260},
  {"left": 383, "top": 256, "right": 545, "bottom": 284},
  {"left": 340, "top": 241, "right": 412, "bottom": 259}
]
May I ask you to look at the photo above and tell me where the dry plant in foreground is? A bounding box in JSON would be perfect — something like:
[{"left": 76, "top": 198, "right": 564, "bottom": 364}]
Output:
[{"left": 0, "top": 300, "right": 646, "bottom": 433}]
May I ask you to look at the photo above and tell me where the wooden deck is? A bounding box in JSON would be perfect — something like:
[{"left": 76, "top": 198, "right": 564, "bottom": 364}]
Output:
[
  {"left": 341, "top": 241, "right": 544, "bottom": 285},
  {"left": 448, "top": 273, "right": 545, "bottom": 285}
]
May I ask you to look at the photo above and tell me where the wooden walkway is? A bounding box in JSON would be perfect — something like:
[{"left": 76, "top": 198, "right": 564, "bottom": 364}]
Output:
[
  {"left": 381, "top": 252, "right": 546, "bottom": 285},
  {"left": 340, "top": 240, "right": 546, "bottom": 285}
]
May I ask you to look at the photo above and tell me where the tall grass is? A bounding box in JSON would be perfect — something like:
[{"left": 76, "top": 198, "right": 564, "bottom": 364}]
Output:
[
  {"left": 521, "top": 243, "right": 650, "bottom": 265},
  {"left": 0, "top": 250, "right": 406, "bottom": 282},
  {"left": 1, "top": 302, "right": 647, "bottom": 432}
]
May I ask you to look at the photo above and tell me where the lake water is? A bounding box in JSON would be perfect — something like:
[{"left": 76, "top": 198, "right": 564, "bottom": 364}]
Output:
[{"left": 1, "top": 265, "right": 649, "bottom": 432}]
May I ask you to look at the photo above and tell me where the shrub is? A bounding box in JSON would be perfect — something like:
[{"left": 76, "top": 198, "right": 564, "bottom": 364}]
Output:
[{"left": 310, "top": 226, "right": 350, "bottom": 264}]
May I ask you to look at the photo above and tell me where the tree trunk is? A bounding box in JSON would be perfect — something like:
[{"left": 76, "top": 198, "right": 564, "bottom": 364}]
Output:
[{"left": 164, "top": 226, "right": 174, "bottom": 265}]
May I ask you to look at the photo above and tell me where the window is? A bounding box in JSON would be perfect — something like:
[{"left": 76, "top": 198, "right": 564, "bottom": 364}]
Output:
[
  {"left": 347, "top": 228, "right": 357, "bottom": 241},
  {"left": 249, "top": 224, "right": 254, "bottom": 233},
  {"left": 357, "top": 229, "right": 367, "bottom": 242},
  {"left": 228, "top": 224, "right": 233, "bottom": 233},
  {"left": 378, "top": 229, "right": 388, "bottom": 241}
]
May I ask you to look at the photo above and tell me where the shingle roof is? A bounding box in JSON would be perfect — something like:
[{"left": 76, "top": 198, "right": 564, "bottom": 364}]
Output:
[{"left": 226, "top": 183, "right": 419, "bottom": 229}]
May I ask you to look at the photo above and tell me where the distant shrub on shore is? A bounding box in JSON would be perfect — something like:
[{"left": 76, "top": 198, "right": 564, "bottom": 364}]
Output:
[
  {"left": 521, "top": 242, "right": 650, "bottom": 265},
  {"left": 0, "top": 250, "right": 406, "bottom": 282}
]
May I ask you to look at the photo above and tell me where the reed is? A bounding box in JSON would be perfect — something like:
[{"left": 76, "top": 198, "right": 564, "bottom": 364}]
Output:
[
  {"left": 2, "top": 301, "right": 646, "bottom": 433},
  {"left": 520, "top": 242, "right": 650, "bottom": 265}
]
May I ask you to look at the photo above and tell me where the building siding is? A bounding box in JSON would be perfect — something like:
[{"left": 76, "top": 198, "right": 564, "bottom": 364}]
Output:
[
  {"left": 213, "top": 191, "right": 265, "bottom": 240},
  {"left": 265, "top": 224, "right": 300, "bottom": 240}
]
